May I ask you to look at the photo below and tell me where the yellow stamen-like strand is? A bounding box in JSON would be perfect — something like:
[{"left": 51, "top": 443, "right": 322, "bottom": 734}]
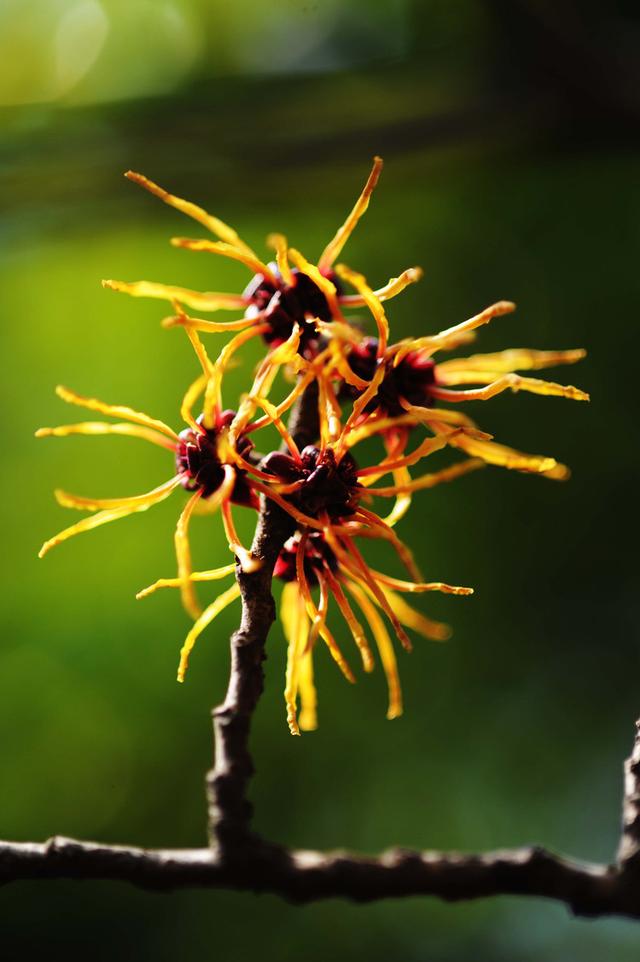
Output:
[
  {"left": 335, "top": 263, "right": 389, "bottom": 356},
  {"left": 267, "top": 233, "right": 294, "bottom": 286},
  {"left": 436, "top": 347, "right": 586, "bottom": 376},
  {"left": 102, "top": 279, "right": 247, "bottom": 313},
  {"left": 55, "top": 385, "right": 178, "bottom": 442},
  {"left": 35, "top": 421, "right": 175, "bottom": 452},
  {"left": 125, "top": 171, "right": 256, "bottom": 256},
  {"left": 394, "top": 300, "right": 517, "bottom": 363},
  {"left": 281, "top": 581, "right": 305, "bottom": 735},
  {"left": 221, "top": 496, "right": 262, "bottom": 573},
  {"left": 326, "top": 532, "right": 413, "bottom": 652},
  {"left": 180, "top": 372, "right": 208, "bottom": 433},
  {"left": 39, "top": 476, "right": 182, "bottom": 558},
  {"left": 322, "top": 567, "right": 374, "bottom": 672},
  {"left": 430, "top": 373, "right": 589, "bottom": 403},
  {"left": 288, "top": 248, "right": 344, "bottom": 322},
  {"left": 339, "top": 266, "right": 423, "bottom": 306},
  {"left": 171, "top": 237, "right": 276, "bottom": 284},
  {"left": 366, "top": 568, "right": 474, "bottom": 596},
  {"left": 351, "top": 507, "right": 423, "bottom": 583},
  {"left": 345, "top": 579, "right": 403, "bottom": 720},
  {"left": 382, "top": 588, "right": 451, "bottom": 642},
  {"left": 369, "top": 459, "right": 485, "bottom": 496},
  {"left": 296, "top": 533, "right": 355, "bottom": 683},
  {"left": 177, "top": 583, "right": 241, "bottom": 682},
  {"left": 297, "top": 643, "right": 318, "bottom": 732},
  {"left": 356, "top": 432, "right": 453, "bottom": 479},
  {"left": 174, "top": 490, "right": 203, "bottom": 620},
  {"left": 318, "top": 156, "right": 383, "bottom": 272},
  {"left": 136, "top": 563, "right": 236, "bottom": 600},
  {"left": 162, "top": 313, "right": 256, "bottom": 333}
]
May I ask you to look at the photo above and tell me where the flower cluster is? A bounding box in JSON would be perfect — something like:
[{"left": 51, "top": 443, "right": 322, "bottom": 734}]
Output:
[{"left": 38, "top": 159, "right": 588, "bottom": 734}]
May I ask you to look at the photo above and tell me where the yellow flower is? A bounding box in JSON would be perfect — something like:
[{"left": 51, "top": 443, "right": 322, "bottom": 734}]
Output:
[
  {"left": 36, "top": 322, "right": 303, "bottom": 616},
  {"left": 38, "top": 156, "right": 588, "bottom": 736},
  {"left": 275, "top": 529, "right": 470, "bottom": 735},
  {"left": 132, "top": 400, "right": 475, "bottom": 730},
  {"left": 140, "top": 523, "right": 471, "bottom": 734},
  {"left": 331, "top": 298, "right": 589, "bottom": 483},
  {"left": 101, "top": 159, "right": 422, "bottom": 359}
]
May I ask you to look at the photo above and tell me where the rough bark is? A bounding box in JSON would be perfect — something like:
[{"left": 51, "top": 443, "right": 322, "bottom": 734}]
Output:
[
  {"left": 207, "top": 381, "right": 318, "bottom": 853},
  {"left": 1, "top": 823, "right": 640, "bottom": 920}
]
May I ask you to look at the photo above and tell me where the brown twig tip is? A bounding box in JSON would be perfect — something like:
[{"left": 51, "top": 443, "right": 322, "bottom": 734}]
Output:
[{"left": 618, "top": 719, "right": 640, "bottom": 869}]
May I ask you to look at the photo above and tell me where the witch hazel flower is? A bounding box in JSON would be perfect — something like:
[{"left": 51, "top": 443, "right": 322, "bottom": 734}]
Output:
[
  {"left": 102, "top": 158, "right": 421, "bottom": 357},
  {"left": 321, "top": 298, "right": 588, "bottom": 493},
  {"left": 36, "top": 318, "right": 305, "bottom": 616},
  {"left": 38, "top": 157, "right": 588, "bottom": 734}
]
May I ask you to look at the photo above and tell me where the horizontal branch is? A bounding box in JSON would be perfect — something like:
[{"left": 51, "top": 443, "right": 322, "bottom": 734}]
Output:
[
  {"left": 0, "top": 835, "right": 632, "bottom": 917},
  {"left": 4, "top": 715, "right": 640, "bottom": 917}
]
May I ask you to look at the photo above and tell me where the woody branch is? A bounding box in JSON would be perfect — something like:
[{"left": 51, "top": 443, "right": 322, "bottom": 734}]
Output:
[
  {"left": 4, "top": 383, "right": 640, "bottom": 919},
  {"left": 207, "top": 381, "right": 319, "bottom": 853}
]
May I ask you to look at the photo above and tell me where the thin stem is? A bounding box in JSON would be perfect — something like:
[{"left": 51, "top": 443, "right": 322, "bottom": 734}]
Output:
[
  {"left": 206, "top": 380, "right": 320, "bottom": 853},
  {"left": 0, "top": 835, "right": 628, "bottom": 919}
]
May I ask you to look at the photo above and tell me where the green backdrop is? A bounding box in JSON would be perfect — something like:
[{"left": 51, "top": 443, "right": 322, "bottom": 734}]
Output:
[{"left": 2, "top": 1, "right": 639, "bottom": 958}]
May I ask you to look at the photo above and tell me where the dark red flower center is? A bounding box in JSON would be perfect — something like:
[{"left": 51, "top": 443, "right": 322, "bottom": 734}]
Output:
[
  {"left": 175, "top": 410, "right": 255, "bottom": 506},
  {"left": 346, "top": 337, "right": 437, "bottom": 416},
  {"left": 274, "top": 532, "right": 339, "bottom": 586},
  {"left": 243, "top": 265, "right": 341, "bottom": 352},
  {"left": 262, "top": 445, "right": 360, "bottom": 520}
]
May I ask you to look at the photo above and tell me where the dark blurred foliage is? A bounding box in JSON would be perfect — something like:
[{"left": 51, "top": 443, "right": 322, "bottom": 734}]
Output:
[{"left": 1, "top": 1, "right": 639, "bottom": 959}]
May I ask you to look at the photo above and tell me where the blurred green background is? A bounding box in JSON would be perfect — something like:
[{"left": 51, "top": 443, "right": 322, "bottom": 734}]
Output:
[{"left": 2, "top": 1, "right": 640, "bottom": 959}]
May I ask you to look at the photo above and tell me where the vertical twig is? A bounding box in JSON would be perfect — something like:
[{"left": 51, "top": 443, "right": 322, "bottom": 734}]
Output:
[
  {"left": 207, "top": 381, "right": 319, "bottom": 853},
  {"left": 618, "top": 719, "right": 640, "bottom": 871}
]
